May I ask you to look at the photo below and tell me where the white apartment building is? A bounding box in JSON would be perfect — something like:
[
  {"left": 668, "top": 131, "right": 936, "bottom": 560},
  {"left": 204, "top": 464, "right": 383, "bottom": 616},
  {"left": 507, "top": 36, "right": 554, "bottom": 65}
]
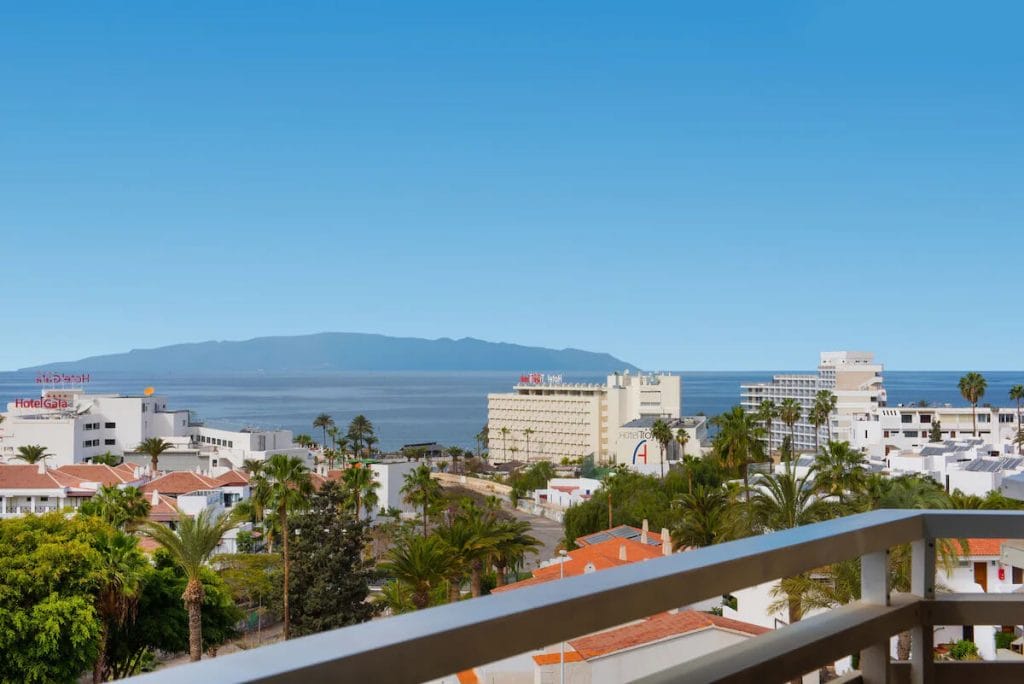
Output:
[
  {"left": 0, "top": 388, "right": 306, "bottom": 469},
  {"left": 741, "top": 352, "right": 886, "bottom": 454},
  {"left": 487, "top": 371, "right": 681, "bottom": 463},
  {"left": 851, "top": 405, "right": 1022, "bottom": 458}
]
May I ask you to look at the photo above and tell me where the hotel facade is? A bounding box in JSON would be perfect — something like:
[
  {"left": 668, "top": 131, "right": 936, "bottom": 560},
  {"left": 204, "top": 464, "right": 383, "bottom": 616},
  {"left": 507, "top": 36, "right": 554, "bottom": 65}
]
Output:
[
  {"left": 487, "top": 371, "right": 682, "bottom": 463},
  {"left": 0, "top": 387, "right": 306, "bottom": 470}
]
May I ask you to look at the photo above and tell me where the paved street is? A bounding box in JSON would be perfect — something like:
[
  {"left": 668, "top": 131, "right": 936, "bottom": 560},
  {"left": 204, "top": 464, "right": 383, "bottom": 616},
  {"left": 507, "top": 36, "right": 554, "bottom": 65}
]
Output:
[{"left": 506, "top": 507, "right": 565, "bottom": 572}]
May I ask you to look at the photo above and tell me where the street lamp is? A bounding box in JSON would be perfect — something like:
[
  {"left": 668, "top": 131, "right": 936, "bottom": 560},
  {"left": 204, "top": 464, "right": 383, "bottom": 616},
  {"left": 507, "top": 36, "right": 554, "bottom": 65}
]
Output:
[{"left": 559, "top": 549, "right": 568, "bottom": 684}]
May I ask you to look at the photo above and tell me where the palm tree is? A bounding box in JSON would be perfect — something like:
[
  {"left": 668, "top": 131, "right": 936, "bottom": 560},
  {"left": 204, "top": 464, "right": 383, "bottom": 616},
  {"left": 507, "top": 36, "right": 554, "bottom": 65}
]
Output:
[
  {"left": 241, "top": 459, "right": 264, "bottom": 476},
  {"left": 336, "top": 436, "right": 351, "bottom": 466},
  {"left": 958, "top": 372, "right": 987, "bottom": 436},
  {"left": 711, "top": 406, "right": 764, "bottom": 490},
  {"left": 756, "top": 400, "right": 777, "bottom": 457},
  {"left": 347, "top": 415, "right": 374, "bottom": 458},
  {"left": 401, "top": 464, "right": 443, "bottom": 536},
  {"left": 672, "top": 485, "right": 733, "bottom": 549},
  {"left": 749, "top": 462, "right": 833, "bottom": 624},
  {"left": 445, "top": 446, "right": 463, "bottom": 474},
  {"left": 379, "top": 534, "right": 454, "bottom": 609},
  {"left": 78, "top": 485, "right": 151, "bottom": 530},
  {"left": 293, "top": 434, "right": 314, "bottom": 449},
  {"left": 491, "top": 518, "right": 541, "bottom": 587},
  {"left": 523, "top": 428, "right": 534, "bottom": 464},
  {"left": 806, "top": 405, "right": 825, "bottom": 454},
  {"left": 651, "top": 419, "right": 673, "bottom": 479},
  {"left": 342, "top": 466, "right": 381, "bottom": 520},
  {"left": 13, "top": 444, "right": 51, "bottom": 465},
  {"left": 326, "top": 425, "right": 340, "bottom": 450},
  {"left": 262, "top": 453, "right": 312, "bottom": 639},
  {"left": 813, "top": 441, "right": 867, "bottom": 502},
  {"left": 778, "top": 399, "right": 802, "bottom": 460},
  {"left": 1010, "top": 385, "right": 1024, "bottom": 453},
  {"left": 813, "top": 390, "right": 837, "bottom": 442},
  {"left": 475, "top": 425, "right": 489, "bottom": 458},
  {"left": 675, "top": 428, "right": 690, "bottom": 460},
  {"left": 312, "top": 413, "right": 334, "bottom": 450},
  {"left": 144, "top": 507, "right": 240, "bottom": 661},
  {"left": 500, "top": 427, "right": 510, "bottom": 462},
  {"left": 92, "top": 529, "right": 148, "bottom": 683},
  {"left": 136, "top": 437, "right": 173, "bottom": 473}
]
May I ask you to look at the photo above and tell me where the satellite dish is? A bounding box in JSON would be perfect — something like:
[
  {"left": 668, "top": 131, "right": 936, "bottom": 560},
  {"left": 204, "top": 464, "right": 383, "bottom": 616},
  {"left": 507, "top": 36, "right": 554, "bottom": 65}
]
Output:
[{"left": 143, "top": 387, "right": 155, "bottom": 396}]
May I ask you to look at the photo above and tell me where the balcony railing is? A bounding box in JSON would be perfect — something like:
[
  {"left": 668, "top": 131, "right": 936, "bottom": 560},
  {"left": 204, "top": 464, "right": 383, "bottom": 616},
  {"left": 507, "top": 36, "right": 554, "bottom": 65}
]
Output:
[{"left": 127, "top": 510, "right": 1024, "bottom": 684}]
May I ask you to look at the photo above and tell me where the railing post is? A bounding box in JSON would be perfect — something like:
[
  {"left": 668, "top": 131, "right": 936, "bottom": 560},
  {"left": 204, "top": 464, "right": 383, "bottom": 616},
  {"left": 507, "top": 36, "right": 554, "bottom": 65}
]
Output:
[
  {"left": 910, "top": 538, "right": 936, "bottom": 684},
  {"left": 861, "top": 550, "right": 890, "bottom": 684}
]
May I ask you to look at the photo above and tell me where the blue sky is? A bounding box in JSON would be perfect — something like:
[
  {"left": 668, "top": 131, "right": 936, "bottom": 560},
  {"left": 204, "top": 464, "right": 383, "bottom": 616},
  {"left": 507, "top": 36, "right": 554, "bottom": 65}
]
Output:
[{"left": 2, "top": 2, "right": 1022, "bottom": 371}]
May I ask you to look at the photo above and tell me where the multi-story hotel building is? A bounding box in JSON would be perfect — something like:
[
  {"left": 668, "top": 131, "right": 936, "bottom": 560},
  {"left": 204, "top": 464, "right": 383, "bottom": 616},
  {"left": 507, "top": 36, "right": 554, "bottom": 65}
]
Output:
[
  {"left": 487, "top": 371, "right": 681, "bottom": 463},
  {"left": 0, "top": 387, "right": 306, "bottom": 469},
  {"left": 741, "top": 352, "right": 886, "bottom": 454}
]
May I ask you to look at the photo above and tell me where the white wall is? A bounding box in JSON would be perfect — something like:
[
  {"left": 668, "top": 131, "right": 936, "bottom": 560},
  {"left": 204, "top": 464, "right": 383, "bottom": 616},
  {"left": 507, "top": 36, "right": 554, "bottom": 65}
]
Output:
[
  {"left": 370, "top": 461, "right": 419, "bottom": 519},
  {"left": 587, "top": 629, "right": 749, "bottom": 683}
]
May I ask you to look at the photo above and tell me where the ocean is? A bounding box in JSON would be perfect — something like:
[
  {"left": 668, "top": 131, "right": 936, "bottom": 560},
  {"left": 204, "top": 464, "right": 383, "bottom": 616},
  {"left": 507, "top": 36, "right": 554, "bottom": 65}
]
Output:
[{"left": 1, "top": 370, "right": 1022, "bottom": 451}]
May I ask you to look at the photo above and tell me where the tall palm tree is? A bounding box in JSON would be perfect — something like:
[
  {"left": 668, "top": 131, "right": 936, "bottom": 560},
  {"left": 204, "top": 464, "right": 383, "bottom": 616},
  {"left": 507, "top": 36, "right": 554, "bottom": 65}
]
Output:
[
  {"left": 711, "top": 406, "right": 764, "bottom": 490},
  {"left": 342, "top": 466, "right": 381, "bottom": 520},
  {"left": 958, "top": 372, "right": 987, "bottom": 436},
  {"left": 813, "top": 441, "right": 867, "bottom": 502},
  {"left": 500, "top": 427, "right": 510, "bottom": 462},
  {"left": 336, "top": 436, "right": 351, "bottom": 466},
  {"left": 312, "top": 413, "right": 334, "bottom": 450},
  {"left": 293, "top": 434, "right": 314, "bottom": 449},
  {"left": 651, "top": 419, "right": 673, "bottom": 479},
  {"left": 777, "top": 399, "right": 802, "bottom": 460},
  {"left": 347, "top": 415, "right": 374, "bottom": 458},
  {"left": 92, "top": 529, "right": 148, "bottom": 683},
  {"left": 523, "top": 428, "right": 534, "bottom": 464},
  {"left": 475, "top": 425, "right": 489, "bottom": 458},
  {"left": 756, "top": 400, "right": 777, "bottom": 457},
  {"left": 675, "top": 428, "right": 690, "bottom": 460},
  {"left": 813, "top": 390, "right": 837, "bottom": 442},
  {"left": 1010, "top": 385, "right": 1024, "bottom": 453},
  {"left": 749, "top": 462, "right": 833, "bottom": 624},
  {"left": 672, "top": 484, "right": 733, "bottom": 549},
  {"left": 241, "top": 459, "right": 264, "bottom": 476},
  {"left": 379, "top": 534, "right": 454, "bottom": 609},
  {"left": 806, "top": 405, "right": 825, "bottom": 454},
  {"left": 262, "top": 453, "right": 312, "bottom": 639},
  {"left": 144, "top": 507, "right": 240, "bottom": 661},
  {"left": 78, "top": 485, "right": 151, "bottom": 530},
  {"left": 401, "top": 464, "right": 443, "bottom": 536},
  {"left": 136, "top": 437, "right": 173, "bottom": 474},
  {"left": 491, "top": 518, "right": 541, "bottom": 587},
  {"left": 13, "top": 444, "right": 51, "bottom": 465}
]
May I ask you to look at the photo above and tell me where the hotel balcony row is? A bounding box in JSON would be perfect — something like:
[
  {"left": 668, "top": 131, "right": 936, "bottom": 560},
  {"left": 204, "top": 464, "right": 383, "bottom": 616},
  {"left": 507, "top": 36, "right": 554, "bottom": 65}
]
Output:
[{"left": 127, "top": 510, "right": 1024, "bottom": 684}]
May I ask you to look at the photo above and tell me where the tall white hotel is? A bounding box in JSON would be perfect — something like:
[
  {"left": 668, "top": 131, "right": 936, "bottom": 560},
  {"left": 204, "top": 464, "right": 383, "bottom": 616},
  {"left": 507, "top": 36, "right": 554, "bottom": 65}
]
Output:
[
  {"left": 740, "top": 351, "right": 886, "bottom": 454},
  {"left": 487, "top": 371, "right": 681, "bottom": 463}
]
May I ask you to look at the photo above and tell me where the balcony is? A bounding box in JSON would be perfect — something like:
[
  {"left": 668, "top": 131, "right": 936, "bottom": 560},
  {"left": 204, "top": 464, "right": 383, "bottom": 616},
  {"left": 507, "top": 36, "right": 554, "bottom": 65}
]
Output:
[{"left": 127, "top": 510, "right": 1024, "bottom": 683}]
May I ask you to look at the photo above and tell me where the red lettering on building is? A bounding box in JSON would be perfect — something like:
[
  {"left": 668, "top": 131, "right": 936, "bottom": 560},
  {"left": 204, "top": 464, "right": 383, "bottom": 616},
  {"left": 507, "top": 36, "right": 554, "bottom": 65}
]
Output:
[
  {"left": 14, "top": 397, "right": 70, "bottom": 410},
  {"left": 35, "top": 372, "right": 91, "bottom": 385}
]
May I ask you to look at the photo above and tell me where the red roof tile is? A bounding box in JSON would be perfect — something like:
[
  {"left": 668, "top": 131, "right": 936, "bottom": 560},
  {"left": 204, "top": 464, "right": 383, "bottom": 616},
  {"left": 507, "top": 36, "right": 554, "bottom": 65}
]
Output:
[
  {"left": 965, "top": 538, "right": 1007, "bottom": 556},
  {"left": 0, "top": 465, "right": 69, "bottom": 490},
  {"left": 57, "top": 464, "right": 137, "bottom": 487},
  {"left": 567, "top": 611, "right": 769, "bottom": 660},
  {"left": 213, "top": 470, "right": 250, "bottom": 486},
  {"left": 455, "top": 670, "right": 481, "bottom": 684},
  {"left": 139, "top": 471, "right": 217, "bottom": 496},
  {"left": 146, "top": 492, "right": 180, "bottom": 522},
  {"left": 532, "top": 652, "right": 585, "bottom": 665}
]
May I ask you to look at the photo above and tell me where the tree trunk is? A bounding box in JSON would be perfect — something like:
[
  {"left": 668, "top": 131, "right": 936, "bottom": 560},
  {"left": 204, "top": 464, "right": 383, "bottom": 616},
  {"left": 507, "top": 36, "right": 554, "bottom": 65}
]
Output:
[
  {"left": 184, "top": 579, "right": 205, "bottom": 661},
  {"left": 151, "top": 455, "right": 158, "bottom": 473},
  {"left": 973, "top": 403, "right": 977, "bottom": 436},
  {"left": 282, "top": 506, "right": 290, "bottom": 640},
  {"left": 422, "top": 504, "right": 429, "bottom": 537},
  {"left": 471, "top": 562, "right": 483, "bottom": 598},
  {"left": 448, "top": 578, "right": 461, "bottom": 603},
  {"left": 92, "top": 622, "right": 108, "bottom": 683},
  {"left": 897, "top": 630, "right": 912, "bottom": 660},
  {"left": 495, "top": 564, "right": 507, "bottom": 587},
  {"left": 413, "top": 590, "right": 429, "bottom": 610}
]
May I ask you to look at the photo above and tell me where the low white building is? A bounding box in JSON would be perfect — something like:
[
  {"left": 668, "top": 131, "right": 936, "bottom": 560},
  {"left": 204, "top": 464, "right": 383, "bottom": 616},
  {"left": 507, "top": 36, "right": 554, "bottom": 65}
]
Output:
[
  {"left": 852, "top": 406, "right": 1022, "bottom": 458},
  {"left": 531, "top": 477, "right": 603, "bottom": 509},
  {"left": 884, "top": 439, "right": 1024, "bottom": 496},
  {"left": 612, "top": 416, "right": 708, "bottom": 473},
  {"left": 0, "top": 462, "right": 146, "bottom": 517}
]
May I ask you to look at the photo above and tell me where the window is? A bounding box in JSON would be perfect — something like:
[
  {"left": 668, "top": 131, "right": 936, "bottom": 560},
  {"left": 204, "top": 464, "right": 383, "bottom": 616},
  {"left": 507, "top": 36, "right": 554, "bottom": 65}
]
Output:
[
  {"left": 104, "top": 439, "right": 116, "bottom": 446},
  {"left": 105, "top": 422, "right": 116, "bottom": 429},
  {"left": 903, "top": 431, "right": 918, "bottom": 438},
  {"left": 1000, "top": 414, "right": 1016, "bottom": 424},
  {"left": 920, "top": 414, "right": 932, "bottom": 424},
  {"left": 979, "top": 414, "right": 990, "bottom": 423},
  {"left": 1014, "top": 567, "right": 1023, "bottom": 584},
  {"left": 228, "top": 441, "right": 233, "bottom": 448},
  {"left": 82, "top": 439, "right": 100, "bottom": 448},
  {"left": 141, "top": 404, "right": 147, "bottom": 413},
  {"left": 901, "top": 414, "right": 913, "bottom": 424}
]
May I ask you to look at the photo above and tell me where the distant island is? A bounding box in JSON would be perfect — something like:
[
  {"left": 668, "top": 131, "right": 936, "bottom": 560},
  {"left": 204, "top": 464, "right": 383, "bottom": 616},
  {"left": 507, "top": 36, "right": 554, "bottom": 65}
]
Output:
[{"left": 19, "top": 332, "right": 637, "bottom": 373}]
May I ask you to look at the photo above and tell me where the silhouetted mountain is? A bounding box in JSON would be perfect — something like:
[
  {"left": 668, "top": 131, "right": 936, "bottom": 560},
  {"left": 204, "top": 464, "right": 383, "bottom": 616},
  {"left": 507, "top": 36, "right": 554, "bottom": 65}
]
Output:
[{"left": 20, "top": 333, "right": 637, "bottom": 373}]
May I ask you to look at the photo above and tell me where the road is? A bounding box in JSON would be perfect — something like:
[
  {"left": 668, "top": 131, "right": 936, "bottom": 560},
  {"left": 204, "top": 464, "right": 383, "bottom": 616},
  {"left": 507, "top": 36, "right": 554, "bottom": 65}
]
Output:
[{"left": 506, "top": 507, "right": 565, "bottom": 572}]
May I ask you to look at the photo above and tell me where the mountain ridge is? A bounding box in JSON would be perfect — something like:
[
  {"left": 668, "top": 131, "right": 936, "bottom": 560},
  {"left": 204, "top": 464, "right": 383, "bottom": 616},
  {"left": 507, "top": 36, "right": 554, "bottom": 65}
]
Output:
[{"left": 19, "top": 332, "right": 638, "bottom": 373}]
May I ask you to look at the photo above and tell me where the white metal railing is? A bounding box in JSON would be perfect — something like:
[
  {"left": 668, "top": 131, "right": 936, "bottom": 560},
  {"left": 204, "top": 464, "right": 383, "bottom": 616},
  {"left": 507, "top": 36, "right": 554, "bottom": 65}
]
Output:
[{"left": 127, "top": 510, "right": 1024, "bottom": 684}]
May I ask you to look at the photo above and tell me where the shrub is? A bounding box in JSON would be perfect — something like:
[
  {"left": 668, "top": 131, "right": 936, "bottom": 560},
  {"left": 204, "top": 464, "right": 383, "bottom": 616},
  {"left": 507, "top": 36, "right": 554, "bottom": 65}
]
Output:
[
  {"left": 949, "top": 639, "right": 979, "bottom": 661},
  {"left": 995, "top": 631, "right": 1015, "bottom": 651}
]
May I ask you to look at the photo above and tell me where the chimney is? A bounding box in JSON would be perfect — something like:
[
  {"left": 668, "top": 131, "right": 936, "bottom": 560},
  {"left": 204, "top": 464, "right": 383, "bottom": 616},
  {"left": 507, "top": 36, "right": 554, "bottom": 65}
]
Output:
[
  {"left": 37, "top": 461, "right": 46, "bottom": 475},
  {"left": 661, "top": 528, "right": 672, "bottom": 556},
  {"left": 619, "top": 544, "right": 627, "bottom": 561},
  {"left": 641, "top": 519, "right": 649, "bottom": 544},
  {"left": 151, "top": 490, "right": 159, "bottom": 505}
]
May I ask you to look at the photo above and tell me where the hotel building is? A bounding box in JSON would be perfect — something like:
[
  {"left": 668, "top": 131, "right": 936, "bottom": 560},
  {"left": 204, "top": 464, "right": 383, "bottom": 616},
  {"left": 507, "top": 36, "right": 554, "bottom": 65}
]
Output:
[
  {"left": 0, "top": 387, "right": 307, "bottom": 470},
  {"left": 487, "top": 371, "right": 681, "bottom": 463},
  {"left": 741, "top": 351, "right": 886, "bottom": 454}
]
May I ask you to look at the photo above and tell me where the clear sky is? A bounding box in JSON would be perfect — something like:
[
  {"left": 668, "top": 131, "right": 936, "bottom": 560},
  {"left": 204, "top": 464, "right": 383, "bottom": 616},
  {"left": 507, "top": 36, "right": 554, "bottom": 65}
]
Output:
[{"left": 2, "top": 2, "right": 1022, "bottom": 371}]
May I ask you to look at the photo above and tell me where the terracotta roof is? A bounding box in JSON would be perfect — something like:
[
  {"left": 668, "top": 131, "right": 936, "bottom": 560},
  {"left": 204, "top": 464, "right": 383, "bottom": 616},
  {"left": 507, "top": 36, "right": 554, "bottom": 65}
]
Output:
[
  {"left": 146, "top": 492, "right": 180, "bottom": 522},
  {"left": 113, "top": 463, "right": 138, "bottom": 478},
  {"left": 309, "top": 472, "right": 327, "bottom": 490},
  {"left": 56, "top": 464, "right": 138, "bottom": 487},
  {"left": 492, "top": 538, "right": 665, "bottom": 593},
  {"left": 213, "top": 470, "right": 250, "bottom": 486},
  {"left": 139, "top": 471, "right": 217, "bottom": 496},
  {"left": 567, "top": 611, "right": 770, "bottom": 660},
  {"left": 532, "top": 651, "right": 585, "bottom": 665},
  {"left": 576, "top": 525, "right": 664, "bottom": 547},
  {"left": 138, "top": 536, "right": 162, "bottom": 553},
  {"left": 965, "top": 538, "right": 1007, "bottom": 556},
  {"left": 455, "top": 670, "right": 480, "bottom": 684},
  {"left": 0, "top": 465, "right": 72, "bottom": 490}
]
